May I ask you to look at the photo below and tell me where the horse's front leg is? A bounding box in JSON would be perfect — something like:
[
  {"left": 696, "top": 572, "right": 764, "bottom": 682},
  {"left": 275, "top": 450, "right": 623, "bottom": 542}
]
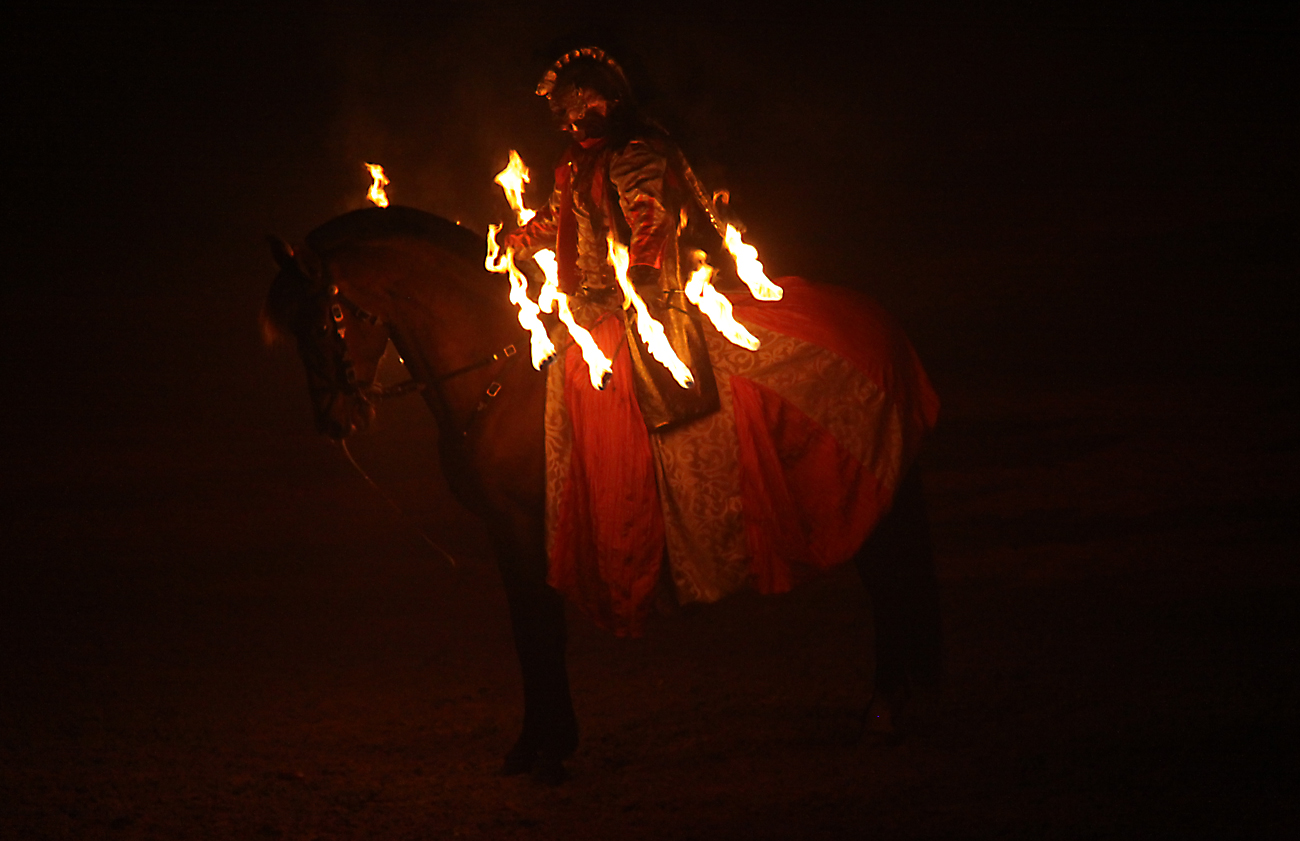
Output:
[
  {"left": 854, "top": 468, "right": 942, "bottom": 737},
  {"left": 492, "top": 523, "right": 577, "bottom": 784}
]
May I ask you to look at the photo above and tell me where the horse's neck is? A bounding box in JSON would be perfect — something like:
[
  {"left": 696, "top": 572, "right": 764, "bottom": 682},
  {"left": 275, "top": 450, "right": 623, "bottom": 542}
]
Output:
[
  {"left": 351, "top": 238, "right": 515, "bottom": 381},
  {"left": 341, "top": 237, "right": 524, "bottom": 446}
]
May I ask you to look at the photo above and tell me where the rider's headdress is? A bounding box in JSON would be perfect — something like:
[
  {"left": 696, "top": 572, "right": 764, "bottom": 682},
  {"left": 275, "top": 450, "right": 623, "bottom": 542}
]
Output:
[{"left": 535, "top": 46, "right": 634, "bottom": 105}]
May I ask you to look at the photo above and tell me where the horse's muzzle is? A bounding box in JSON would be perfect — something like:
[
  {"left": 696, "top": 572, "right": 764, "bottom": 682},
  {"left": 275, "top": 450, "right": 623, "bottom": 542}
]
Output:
[
  {"left": 316, "top": 396, "right": 374, "bottom": 441},
  {"left": 319, "top": 416, "right": 355, "bottom": 441}
]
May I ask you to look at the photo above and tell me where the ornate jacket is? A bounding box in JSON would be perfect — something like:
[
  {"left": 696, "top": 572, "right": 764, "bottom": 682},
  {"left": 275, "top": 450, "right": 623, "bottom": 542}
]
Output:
[{"left": 505, "top": 132, "right": 718, "bottom": 429}]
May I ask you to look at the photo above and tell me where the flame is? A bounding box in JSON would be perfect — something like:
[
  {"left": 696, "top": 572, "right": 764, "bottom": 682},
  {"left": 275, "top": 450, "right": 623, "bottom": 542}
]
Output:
[
  {"left": 723, "top": 224, "right": 782, "bottom": 300},
  {"left": 365, "top": 162, "right": 390, "bottom": 208},
  {"left": 487, "top": 150, "right": 611, "bottom": 389},
  {"left": 607, "top": 236, "right": 694, "bottom": 388},
  {"left": 487, "top": 150, "right": 776, "bottom": 391},
  {"left": 493, "top": 150, "right": 536, "bottom": 226},
  {"left": 486, "top": 224, "right": 555, "bottom": 369},
  {"left": 529, "top": 249, "right": 612, "bottom": 389},
  {"left": 532, "top": 250, "right": 563, "bottom": 314},
  {"left": 685, "top": 258, "right": 761, "bottom": 351}
]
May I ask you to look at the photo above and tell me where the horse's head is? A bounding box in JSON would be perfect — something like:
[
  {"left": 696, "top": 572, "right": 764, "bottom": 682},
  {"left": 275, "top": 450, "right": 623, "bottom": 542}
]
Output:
[{"left": 262, "top": 236, "right": 387, "bottom": 440}]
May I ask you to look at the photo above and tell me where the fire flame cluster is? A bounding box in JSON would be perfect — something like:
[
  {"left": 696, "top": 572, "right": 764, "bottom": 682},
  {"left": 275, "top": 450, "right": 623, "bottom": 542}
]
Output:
[
  {"left": 685, "top": 258, "right": 761, "bottom": 351},
  {"left": 484, "top": 226, "right": 559, "bottom": 372},
  {"left": 483, "top": 150, "right": 780, "bottom": 390},
  {"left": 607, "top": 236, "right": 695, "bottom": 387},
  {"left": 365, "top": 163, "right": 389, "bottom": 208},
  {"left": 485, "top": 152, "right": 612, "bottom": 387},
  {"left": 492, "top": 151, "right": 535, "bottom": 225}
]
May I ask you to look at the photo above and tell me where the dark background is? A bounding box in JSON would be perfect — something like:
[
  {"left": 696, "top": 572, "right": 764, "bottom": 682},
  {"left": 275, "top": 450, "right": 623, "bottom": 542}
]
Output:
[{"left": 3, "top": 1, "right": 1296, "bottom": 838}]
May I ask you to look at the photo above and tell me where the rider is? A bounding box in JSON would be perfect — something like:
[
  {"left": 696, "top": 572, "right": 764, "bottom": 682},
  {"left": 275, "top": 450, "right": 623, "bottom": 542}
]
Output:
[{"left": 502, "top": 46, "right": 718, "bottom": 430}]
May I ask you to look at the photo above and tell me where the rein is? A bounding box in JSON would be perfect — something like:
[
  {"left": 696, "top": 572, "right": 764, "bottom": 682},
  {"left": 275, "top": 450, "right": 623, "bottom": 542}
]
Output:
[{"left": 340, "top": 438, "right": 461, "bottom": 568}]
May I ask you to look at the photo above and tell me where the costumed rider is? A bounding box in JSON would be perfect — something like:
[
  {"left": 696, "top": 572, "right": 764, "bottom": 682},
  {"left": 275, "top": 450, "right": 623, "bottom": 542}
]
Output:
[{"left": 500, "top": 46, "right": 719, "bottom": 431}]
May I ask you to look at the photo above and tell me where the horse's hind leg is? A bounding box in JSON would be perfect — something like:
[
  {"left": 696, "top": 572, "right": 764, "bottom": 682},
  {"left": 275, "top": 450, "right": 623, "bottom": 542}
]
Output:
[{"left": 853, "top": 467, "right": 942, "bottom": 735}]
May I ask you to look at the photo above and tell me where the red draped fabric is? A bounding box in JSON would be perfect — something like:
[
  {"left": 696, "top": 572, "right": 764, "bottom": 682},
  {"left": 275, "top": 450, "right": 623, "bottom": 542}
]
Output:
[
  {"left": 733, "top": 277, "right": 940, "bottom": 452},
  {"left": 546, "top": 316, "right": 665, "bottom": 633},
  {"left": 546, "top": 278, "right": 938, "bottom": 636},
  {"left": 731, "top": 376, "right": 888, "bottom": 593}
]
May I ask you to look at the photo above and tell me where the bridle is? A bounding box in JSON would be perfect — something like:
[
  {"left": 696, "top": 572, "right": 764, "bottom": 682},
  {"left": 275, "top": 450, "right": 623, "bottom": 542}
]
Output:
[
  {"left": 306, "top": 282, "right": 523, "bottom": 437},
  {"left": 301, "top": 285, "right": 372, "bottom": 415}
]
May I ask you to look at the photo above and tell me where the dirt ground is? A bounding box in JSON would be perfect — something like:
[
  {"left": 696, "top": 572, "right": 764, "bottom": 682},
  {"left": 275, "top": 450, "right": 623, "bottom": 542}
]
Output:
[
  {"left": 3, "top": 328, "right": 1296, "bottom": 839},
  {"left": 3, "top": 6, "right": 1296, "bottom": 839}
]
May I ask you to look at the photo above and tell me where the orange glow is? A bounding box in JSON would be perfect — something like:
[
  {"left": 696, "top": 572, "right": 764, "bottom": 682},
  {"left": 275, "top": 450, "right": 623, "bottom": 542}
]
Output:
[
  {"left": 493, "top": 150, "right": 536, "bottom": 226},
  {"left": 685, "top": 257, "right": 761, "bottom": 351},
  {"left": 365, "top": 162, "right": 390, "bottom": 208},
  {"left": 607, "top": 236, "right": 694, "bottom": 388},
  {"left": 723, "top": 224, "right": 782, "bottom": 300},
  {"left": 486, "top": 224, "right": 555, "bottom": 369}
]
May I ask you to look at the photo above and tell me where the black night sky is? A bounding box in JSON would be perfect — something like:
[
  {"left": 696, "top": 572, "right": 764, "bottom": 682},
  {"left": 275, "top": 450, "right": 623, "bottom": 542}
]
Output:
[{"left": 3, "top": 1, "right": 1296, "bottom": 837}]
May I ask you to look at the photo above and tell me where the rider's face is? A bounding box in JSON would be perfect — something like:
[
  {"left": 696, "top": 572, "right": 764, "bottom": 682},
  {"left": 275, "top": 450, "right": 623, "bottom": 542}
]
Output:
[{"left": 552, "top": 86, "right": 611, "bottom": 141}]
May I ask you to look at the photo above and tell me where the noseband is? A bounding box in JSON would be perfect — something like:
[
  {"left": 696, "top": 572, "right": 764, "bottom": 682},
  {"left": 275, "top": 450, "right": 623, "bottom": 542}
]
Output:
[{"left": 302, "top": 285, "right": 376, "bottom": 419}]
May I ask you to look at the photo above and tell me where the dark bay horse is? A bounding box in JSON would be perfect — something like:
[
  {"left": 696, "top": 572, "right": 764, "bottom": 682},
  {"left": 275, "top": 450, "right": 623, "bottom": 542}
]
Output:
[{"left": 264, "top": 205, "right": 940, "bottom": 783}]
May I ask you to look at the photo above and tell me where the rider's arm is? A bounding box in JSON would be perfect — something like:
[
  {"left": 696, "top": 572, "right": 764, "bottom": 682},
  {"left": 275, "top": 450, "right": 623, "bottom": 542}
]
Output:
[
  {"left": 609, "top": 139, "right": 675, "bottom": 280},
  {"left": 502, "top": 182, "right": 560, "bottom": 257}
]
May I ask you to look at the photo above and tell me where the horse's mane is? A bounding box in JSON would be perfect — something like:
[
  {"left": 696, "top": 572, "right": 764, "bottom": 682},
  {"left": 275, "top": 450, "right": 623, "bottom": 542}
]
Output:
[
  {"left": 305, "top": 206, "right": 486, "bottom": 266},
  {"left": 263, "top": 207, "right": 491, "bottom": 347}
]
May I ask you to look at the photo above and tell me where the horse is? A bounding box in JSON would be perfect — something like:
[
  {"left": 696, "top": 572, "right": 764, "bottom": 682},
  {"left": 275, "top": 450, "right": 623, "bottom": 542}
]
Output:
[{"left": 263, "top": 205, "right": 941, "bottom": 784}]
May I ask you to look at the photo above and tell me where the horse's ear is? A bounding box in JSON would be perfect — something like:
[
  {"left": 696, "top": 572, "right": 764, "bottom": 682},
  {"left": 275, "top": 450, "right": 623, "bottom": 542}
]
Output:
[
  {"left": 295, "top": 247, "right": 322, "bottom": 282},
  {"left": 267, "top": 235, "right": 296, "bottom": 270},
  {"left": 263, "top": 235, "right": 308, "bottom": 347}
]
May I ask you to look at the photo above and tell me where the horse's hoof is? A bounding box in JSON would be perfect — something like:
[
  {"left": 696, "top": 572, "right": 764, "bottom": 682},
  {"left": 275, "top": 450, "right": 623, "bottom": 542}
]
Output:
[
  {"left": 500, "top": 747, "right": 536, "bottom": 776},
  {"left": 531, "top": 753, "right": 569, "bottom": 786}
]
